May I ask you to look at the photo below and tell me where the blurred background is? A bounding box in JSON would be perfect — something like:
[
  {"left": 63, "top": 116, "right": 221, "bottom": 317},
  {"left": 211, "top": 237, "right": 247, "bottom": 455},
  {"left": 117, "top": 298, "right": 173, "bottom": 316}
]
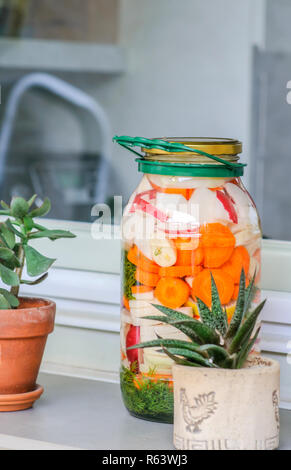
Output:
[{"left": 0, "top": 0, "right": 290, "bottom": 240}]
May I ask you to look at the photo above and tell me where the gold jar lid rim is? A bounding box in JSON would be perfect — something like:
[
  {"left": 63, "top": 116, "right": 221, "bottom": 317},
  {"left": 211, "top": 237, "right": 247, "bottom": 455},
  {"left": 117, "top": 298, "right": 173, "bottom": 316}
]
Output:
[{"left": 142, "top": 137, "right": 242, "bottom": 156}]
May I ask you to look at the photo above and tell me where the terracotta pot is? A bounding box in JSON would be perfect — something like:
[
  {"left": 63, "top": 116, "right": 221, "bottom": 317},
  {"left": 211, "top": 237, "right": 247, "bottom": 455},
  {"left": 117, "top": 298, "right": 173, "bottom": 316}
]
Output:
[
  {"left": 0, "top": 297, "right": 56, "bottom": 401},
  {"left": 173, "top": 356, "right": 280, "bottom": 451}
]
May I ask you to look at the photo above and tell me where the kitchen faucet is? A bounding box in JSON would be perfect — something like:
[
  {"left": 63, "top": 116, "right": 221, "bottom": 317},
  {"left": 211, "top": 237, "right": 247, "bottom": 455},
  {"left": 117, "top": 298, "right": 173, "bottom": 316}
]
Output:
[{"left": 0, "top": 72, "right": 112, "bottom": 204}]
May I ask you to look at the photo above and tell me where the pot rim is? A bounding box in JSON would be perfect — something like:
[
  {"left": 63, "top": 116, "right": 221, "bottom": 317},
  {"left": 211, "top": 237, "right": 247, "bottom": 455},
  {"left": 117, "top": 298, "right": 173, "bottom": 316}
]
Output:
[
  {"left": 0, "top": 296, "right": 55, "bottom": 313},
  {"left": 0, "top": 296, "right": 56, "bottom": 339},
  {"left": 172, "top": 356, "right": 280, "bottom": 377}
]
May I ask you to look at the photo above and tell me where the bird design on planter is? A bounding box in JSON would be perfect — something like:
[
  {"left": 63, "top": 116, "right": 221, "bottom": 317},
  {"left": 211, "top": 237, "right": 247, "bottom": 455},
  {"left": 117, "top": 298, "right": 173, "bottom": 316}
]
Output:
[{"left": 180, "top": 388, "right": 217, "bottom": 433}]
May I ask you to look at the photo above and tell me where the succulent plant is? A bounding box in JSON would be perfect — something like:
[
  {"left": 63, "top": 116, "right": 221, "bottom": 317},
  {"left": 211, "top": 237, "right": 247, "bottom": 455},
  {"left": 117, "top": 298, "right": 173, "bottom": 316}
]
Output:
[
  {"left": 128, "top": 269, "right": 265, "bottom": 369},
  {"left": 0, "top": 195, "right": 75, "bottom": 309}
]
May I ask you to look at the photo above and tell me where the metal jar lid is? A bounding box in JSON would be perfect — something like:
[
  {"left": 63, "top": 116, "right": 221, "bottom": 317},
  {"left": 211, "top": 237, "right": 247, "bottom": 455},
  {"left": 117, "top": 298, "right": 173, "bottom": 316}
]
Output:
[{"left": 113, "top": 136, "right": 246, "bottom": 177}]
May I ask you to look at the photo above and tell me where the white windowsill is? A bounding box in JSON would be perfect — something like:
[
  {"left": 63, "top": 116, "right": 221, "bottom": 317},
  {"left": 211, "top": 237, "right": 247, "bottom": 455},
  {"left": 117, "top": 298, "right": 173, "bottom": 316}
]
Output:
[{"left": 0, "top": 372, "right": 290, "bottom": 451}]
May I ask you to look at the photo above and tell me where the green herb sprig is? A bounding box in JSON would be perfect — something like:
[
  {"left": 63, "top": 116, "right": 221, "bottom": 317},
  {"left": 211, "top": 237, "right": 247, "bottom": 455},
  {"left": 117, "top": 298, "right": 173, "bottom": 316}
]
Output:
[{"left": 123, "top": 250, "right": 136, "bottom": 300}]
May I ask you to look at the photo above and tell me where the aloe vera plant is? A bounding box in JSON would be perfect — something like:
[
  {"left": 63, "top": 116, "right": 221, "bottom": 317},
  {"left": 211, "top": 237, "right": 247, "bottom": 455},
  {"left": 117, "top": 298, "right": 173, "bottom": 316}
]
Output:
[
  {"left": 0, "top": 195, "right": 75, "bottom": 309},
  {"left": 128, "top": 269, "right": 265, "bottom": 369}
]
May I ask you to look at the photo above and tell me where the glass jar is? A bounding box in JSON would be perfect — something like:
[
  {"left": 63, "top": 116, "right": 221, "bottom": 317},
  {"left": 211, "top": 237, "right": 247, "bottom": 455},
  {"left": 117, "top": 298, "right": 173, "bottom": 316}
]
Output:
[{"left": 119, "top": 137, "right": 262, "bottom": 423}]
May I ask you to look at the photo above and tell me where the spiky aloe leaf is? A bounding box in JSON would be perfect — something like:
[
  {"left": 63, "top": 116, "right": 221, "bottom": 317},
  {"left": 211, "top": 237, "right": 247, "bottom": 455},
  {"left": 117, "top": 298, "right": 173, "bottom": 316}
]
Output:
[
  {"left": 151, "top": 304, "right": 195, "bottom": 322},
  {"left": 164, "top": 348, "right": 217, "bottom": 368},
  {"left": 244, "top": 271, "right": 257, "bottom": 316},
  {"left": 235, "top": 327, "right": 261, "bottom": 369},
  {"left": 198, "top": 344, "right": 230, "bottom": 365},
  {"left": 127, "top": 338, "right": 201, "bottom": 352},
  {"left": 226, "top": 269, "right": 246, "bottom": 340},
  {"left": 142, "top": 315, "right": 202, "bottom": 344},
  {"left": 197, "top": 298, "right": 217, "bottom": 330},
  {"left": 162, "top": 347, "right": 201, "bottom": 367},
  {"left": 221, "top": 356, "right": 236, "bottom": 369},
  {"left": 229, "top": 300, "right": 266, "bottom": 354},
  {"left": 210, "top": 272, "right": 228, "bottom": 335},
  {"left": 151, "top": 304, "right": 220, "bottom": 345},
  {"left": 168, "top": 319, "right": 220, "bottom": 345}
]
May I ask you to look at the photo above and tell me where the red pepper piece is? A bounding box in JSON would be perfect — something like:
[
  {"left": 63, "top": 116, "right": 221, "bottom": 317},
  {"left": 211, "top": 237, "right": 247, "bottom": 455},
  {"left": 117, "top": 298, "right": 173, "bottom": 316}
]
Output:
[
  {"left": 129, "top": 192, "right": 168, "bottom": 222},
  {"left": 126, "top": 325, "right": 140, "bottom": 367},
  {"left": 216, "top": 190, "right": 238, "bottom": 224}
]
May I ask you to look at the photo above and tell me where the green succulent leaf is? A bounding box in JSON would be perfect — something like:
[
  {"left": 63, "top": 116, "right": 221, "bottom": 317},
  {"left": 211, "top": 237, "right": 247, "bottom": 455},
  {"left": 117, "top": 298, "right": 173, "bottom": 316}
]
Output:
[
  {"left": 244, "top": 272, "right": 257, "bottom": 315},
  {"left": 0, "top": 289, "right": 19, "bottom": 307},
  {"left": 27, "top": 194, "right": 37, "bottom": 207},
  {"left": 0, "top": 222, "right": 15, "bottom": 249},
  {"left": 0, "top": 264, "right": 19, "bottom": 286},
  {"left": 226, "top": 269, "right": 246, "bottom": 340},
  {"left": 24, "top": 245, "right": 56, "bottom": 277},
  {"left": 5, "top": 219, "right": 25, "bottom": 239},
  {"left": 20, "top": 272, "right": 48, "bottom": 285},
  {"left": 29, "top": 198, "right": 51, "bottom": 218},
  {"left": 0, "top": 293, "right": 11, "bottom": 309},
  {"left": 161, "top": 347, "right": 201, "bottom": 367},
  {"left": 0, "top": 195, "right": 75, "bottom": 302},
  {"left": 127, "top": 338, "right": 201, "bottom": 352},
  {"left": 169, "top": 319, "right": 220, "bottom": 345},
  {"left": 221, "top": 356, "right": 236, "bottom": 369},
  {"left": 10, "top": 197, "right": 29, "bottom": 218},
  {"left": 0, "top": 247, "right": 20, "bottom": 268},
  {"left": 141, "top": 315, "right": 202, "bottom": 344},
  {"left": 0, "top": 200, "right": 9, "bottom": 210},
  {"left": 229, "top": 299, "right": 266, "bottom": 355},
  {"left": 198, "top": 344, "right": 230, "bottom": 364},
  {"left": 164, "top": 347, "right": 217, "bottom": 368},
  {"left": 151, "top": 304, "right": 220, "bottom": 344},
  {"left": 235, "top": 327, "right": 261, "bottom": 369},
  {"left": 210, "top": 272, "right": 228, "bottom": 335},
  {"left": 23, "top": 216, "right": 34, "bottom": 231},
  {"left": 197, "top": 298, "right": 217, "bottom": 330},
  {"left": 32, "top": 223, "right": 47, "bottom": 231},
  {"left": 29, "top": 229, "right": 76, "bottom": 240}
]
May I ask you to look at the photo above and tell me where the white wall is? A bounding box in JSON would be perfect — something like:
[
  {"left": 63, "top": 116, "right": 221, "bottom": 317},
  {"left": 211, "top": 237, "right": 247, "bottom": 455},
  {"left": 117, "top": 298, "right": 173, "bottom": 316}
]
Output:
[
  {"left": 89, "top": 0, "right": 266, "bottom": 201},
  {"left": 265, "top": 0, "right": 291, "bottom": 52}
]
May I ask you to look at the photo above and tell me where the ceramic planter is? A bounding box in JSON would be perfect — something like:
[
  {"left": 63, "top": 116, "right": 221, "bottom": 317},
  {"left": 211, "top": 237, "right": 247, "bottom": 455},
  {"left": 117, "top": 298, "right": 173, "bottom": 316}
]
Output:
[
  {"left": 173, "top": 357, "right": 280, "bottom": 451},
  {"left": 0, "top": 297, "right": 56, "bottom": 411}
]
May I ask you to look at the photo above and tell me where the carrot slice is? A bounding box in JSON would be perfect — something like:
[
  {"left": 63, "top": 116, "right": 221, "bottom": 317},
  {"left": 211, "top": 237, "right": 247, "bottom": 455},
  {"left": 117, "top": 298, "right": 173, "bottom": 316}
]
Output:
[
  {"left": 203, "top": 247, "right": 234, "bottom": 269},
  {"left": 159, "top": 265, "right": 202, "bottom": 278},
  {"left": 155, "top": 277, "right": 190, "bottom": 309},
  {"left": 149, "top": 180, "right": 194, "bottom": 200},
  {"left": 128, "top": 245, "right": 159, "bottom": 273},
  {"left": 131, "top": 285, "right": 153, "bottom": 294},
  {"left": 232, "top": 278, "right": 250, "bottom": 301},
  {"left": 222, "top": 246, "right": 250, "bottom": 283},
  {"left": 192, "top": 268, "right": 235, "bottom": 308},
  {"left": 174, "top": 237, "right": 200, "bottom": 250},
  {"left": 176, "top": 247, "right": 204, "bottom": 266},
  {"left": 127, "top": 245, "right": 139, "bottom": 265},
  {"left": 200, "top": 223, "right": 235, "bottom": 268},
  {"left": 123, "top": 295, "right": 130, "bottom": 311},
  {"left": 201, "top": 223, "right": 235, "bottom": 248},
  {"left": 135, "top": 268, "right": 160, "bottom": 287}
]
